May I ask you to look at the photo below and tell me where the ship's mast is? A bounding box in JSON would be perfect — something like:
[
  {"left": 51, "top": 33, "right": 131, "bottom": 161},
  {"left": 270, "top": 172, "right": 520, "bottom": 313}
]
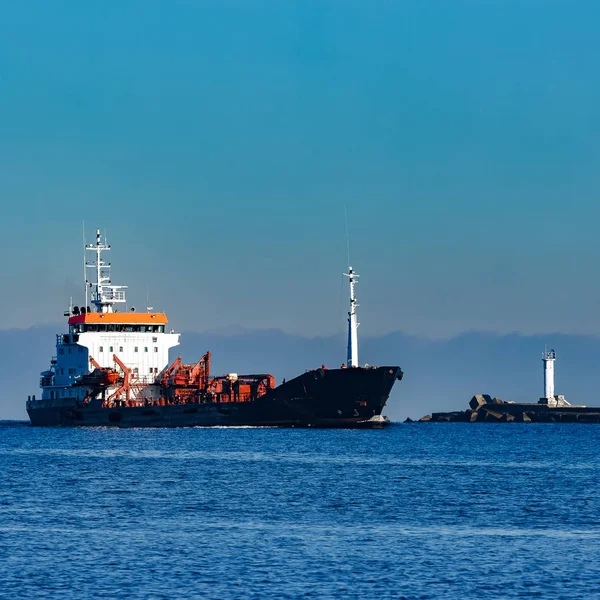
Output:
[
  {"left": 85, "top": 228, "right": 127, "bottom": 313},
  {"left": 83, "top": 222, "right": 88, "bottom": 309},
  {"left": 344, "top": 266, "right": 359, "bottom": 367}
]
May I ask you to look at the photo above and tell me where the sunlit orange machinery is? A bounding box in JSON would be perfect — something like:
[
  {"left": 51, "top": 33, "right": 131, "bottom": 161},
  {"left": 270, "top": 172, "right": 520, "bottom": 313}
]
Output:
[
  {"left": 208, "top": 373, "right": 276, "bottom": 403},
  {"left": 161, "top": 353, "right": 212, "bottom": 403},
  {"left": 161, "top": 352, "right": 275, "bottom": 404}
]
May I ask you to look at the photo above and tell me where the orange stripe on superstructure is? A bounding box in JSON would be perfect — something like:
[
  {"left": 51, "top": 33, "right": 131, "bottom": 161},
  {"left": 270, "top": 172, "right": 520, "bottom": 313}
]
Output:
[{"left": 68, "top": 313, "right": 169, "bottom": 325}]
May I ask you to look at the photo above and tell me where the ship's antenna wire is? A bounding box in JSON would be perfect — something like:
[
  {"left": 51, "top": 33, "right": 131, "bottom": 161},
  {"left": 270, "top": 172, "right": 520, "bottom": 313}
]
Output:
[
  {"left": 344, "top": 205, "right": 351, "bottom": 267},
  {"left": 342, "top": 205, "right": 352, "bottom": 334},
  {"left": 146, "top": 285, "right": 153, "bottom": 312},
  {"left": 343, "top": 205, "right": 359, "bottom": 367},
  {"left": 339, "top": 272, "right": 346, "bottom": 333},
  {"left": 82, "top": 221, "right": 88, "bottom": 309}
]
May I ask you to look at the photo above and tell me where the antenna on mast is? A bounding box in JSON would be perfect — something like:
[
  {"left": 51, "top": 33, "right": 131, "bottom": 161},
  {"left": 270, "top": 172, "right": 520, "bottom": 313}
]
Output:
[
  {"left": 82, "top": 221, "right": 88, "bottom": 309},
  {"left": 344, "top": 205, "right": 351, "bottom": 267},
  {"left": 85, "top": 228, "right": 127, "bottom": 313}
]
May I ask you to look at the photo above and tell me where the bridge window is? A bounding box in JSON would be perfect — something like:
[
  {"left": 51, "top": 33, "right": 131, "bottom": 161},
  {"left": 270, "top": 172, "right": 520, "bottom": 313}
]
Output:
[
  {"left": 154, "top": 347, "right": 158, "bottom": 352},
  {"left": 134, "top": 347, "right": 138, "bottom": 353},
  {"left": 144, "top": 347, "right": 148, "bottom": 352},
  {"left": 119, "top": 346, "right": 123, "bottom": 352},
  {"left": 109, "top": 346, "right": 113, "bottom": 353},
  {"left": 78, "top": 322, "right": 165, "bottom": 333},
  {"left": 99, "top": 346, "right": 103, "bottom": 353}
]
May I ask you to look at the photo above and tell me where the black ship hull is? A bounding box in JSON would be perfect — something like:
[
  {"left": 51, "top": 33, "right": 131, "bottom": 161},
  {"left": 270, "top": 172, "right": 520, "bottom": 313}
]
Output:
[{"left": 27, "top": 366, "right": 403, "bottom": 428}]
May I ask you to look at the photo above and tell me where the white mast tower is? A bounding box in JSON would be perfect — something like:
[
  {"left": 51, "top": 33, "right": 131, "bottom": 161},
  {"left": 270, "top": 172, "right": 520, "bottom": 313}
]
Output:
[
  {"left": 85, "top": 228, "right": 127, "bottom": 313},
  {"left": 541, "top": 349, "right": 556, "bottom": 405},
  {"left": 539, "top": 348, "right": 572, "bottom": 407},
  {"left": 344, "top": 266, "right": 359, "bottom": 367}
]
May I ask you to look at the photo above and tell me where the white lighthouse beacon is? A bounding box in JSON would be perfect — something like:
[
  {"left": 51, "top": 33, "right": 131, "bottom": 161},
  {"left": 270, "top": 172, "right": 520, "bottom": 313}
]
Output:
[
  {"left": 540, "top": 349, "right": 570, "bottom": 407},
  {"left": 541, "top": 349, "right": 556, "bottom": 406}
]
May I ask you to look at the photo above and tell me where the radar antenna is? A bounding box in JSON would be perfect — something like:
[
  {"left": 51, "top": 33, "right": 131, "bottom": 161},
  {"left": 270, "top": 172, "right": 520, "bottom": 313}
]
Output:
[{"left": 85, "top": 228, "right": 127, "bottom": 313}]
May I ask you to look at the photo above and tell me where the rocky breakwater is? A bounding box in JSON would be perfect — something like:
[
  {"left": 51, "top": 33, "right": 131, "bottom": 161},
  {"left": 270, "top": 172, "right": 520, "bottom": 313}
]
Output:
[{"left": 416, "top": 394, "right": 600, "bottom": 423}]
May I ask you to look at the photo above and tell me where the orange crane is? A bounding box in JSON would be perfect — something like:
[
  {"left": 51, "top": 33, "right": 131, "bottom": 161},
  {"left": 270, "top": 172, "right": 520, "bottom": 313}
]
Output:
[
  {"left": 188, "top": 352, "right": 211, "bottom": 387},
  {"left": 161, "top": 356, "right": 182, "bottom": 386},
  {"left": 105, "top": 354, "right": 132, "bottom": 407}
]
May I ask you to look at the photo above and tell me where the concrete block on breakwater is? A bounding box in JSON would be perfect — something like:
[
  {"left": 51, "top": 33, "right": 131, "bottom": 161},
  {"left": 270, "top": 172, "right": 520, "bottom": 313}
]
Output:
[{"left": 419, "top": 395, "right": 600, "bottom": 423}]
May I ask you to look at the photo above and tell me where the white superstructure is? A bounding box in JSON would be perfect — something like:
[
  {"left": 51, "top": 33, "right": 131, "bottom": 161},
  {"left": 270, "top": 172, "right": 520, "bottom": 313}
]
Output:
[{"left": 38, "top": 229, "right": 179, "bottom": 405}]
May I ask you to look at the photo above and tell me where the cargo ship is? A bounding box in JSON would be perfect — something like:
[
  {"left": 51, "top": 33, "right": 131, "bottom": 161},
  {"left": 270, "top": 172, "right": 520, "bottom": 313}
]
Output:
[{"left": 26, "top": 229, "right": 403, "bottom": 427}]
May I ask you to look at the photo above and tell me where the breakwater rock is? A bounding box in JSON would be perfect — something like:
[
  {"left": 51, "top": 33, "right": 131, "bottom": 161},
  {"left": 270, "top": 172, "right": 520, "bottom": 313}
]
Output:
[{"left": 417, "top": 394, "right": 600, "bottom": 423}]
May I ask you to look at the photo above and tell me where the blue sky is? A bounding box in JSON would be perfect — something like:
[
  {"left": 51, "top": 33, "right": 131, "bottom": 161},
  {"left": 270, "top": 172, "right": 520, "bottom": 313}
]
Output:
[{"left": 1, "top": 0, "right": 599, "bottom": 337}]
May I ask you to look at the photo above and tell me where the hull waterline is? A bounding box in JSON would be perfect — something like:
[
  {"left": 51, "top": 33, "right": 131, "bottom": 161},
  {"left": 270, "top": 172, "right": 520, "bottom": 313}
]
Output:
[{"left": 28, "top": 366, "right": 402, "bottom": 428}]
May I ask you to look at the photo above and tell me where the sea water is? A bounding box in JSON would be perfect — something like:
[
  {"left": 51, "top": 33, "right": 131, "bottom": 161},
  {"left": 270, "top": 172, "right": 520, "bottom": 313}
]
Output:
[{"left": 1, "top": 422, "right": 599, "bottom": 599}]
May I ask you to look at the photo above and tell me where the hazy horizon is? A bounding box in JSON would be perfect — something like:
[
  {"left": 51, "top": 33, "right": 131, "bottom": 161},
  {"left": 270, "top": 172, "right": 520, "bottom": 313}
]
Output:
[{"left": 4, "top": 323, "right": 600, "bottom": 422}]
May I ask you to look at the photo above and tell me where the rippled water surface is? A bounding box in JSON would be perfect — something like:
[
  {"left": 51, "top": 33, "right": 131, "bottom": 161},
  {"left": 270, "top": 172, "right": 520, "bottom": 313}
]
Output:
[{"left": 1, "top": 422, "right": 599, "bottom": 599}]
